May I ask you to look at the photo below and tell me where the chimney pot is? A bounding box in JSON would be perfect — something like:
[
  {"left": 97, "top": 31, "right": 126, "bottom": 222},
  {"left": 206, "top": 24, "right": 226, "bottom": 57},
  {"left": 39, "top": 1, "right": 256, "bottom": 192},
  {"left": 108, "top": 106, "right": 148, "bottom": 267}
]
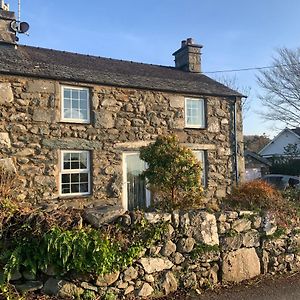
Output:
[
  {"left": 172, "top": 38, "right": 203, "bottom": 73},
  {"left": 186, "top": 38, "right": 194, "bottom": 44}
]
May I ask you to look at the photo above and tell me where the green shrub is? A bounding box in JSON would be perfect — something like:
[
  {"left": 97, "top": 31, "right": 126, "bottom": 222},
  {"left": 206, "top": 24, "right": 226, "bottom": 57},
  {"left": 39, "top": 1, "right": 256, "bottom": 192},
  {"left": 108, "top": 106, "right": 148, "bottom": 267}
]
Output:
[
  {"left": 140, "top": 135, "right": 203, "bottom": 209},
  {"left": 1, "top": 213, "right": 168, "bottom": 283}
]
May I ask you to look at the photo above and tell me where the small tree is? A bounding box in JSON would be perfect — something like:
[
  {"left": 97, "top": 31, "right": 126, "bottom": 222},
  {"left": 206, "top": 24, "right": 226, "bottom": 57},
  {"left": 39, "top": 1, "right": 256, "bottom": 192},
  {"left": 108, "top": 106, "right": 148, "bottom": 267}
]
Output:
[{"left": 140, "top": 135, "right": 203, "bottom": 209}]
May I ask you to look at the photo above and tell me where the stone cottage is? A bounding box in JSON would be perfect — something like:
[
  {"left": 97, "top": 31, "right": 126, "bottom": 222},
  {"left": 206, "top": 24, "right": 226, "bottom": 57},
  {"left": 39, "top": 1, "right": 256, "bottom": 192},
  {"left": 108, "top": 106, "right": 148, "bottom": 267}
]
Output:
[{"left": 0, "top": 5, "right": 244, "bottom": 210}]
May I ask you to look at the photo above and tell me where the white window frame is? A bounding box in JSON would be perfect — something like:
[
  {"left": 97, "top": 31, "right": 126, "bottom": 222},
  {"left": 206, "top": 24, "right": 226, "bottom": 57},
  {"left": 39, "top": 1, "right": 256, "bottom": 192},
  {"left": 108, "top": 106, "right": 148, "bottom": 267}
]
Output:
[
  {"left": 185, "top": 98, "right": 205, "bottom": 128},
  {"left": 59, "top": 150, "right": 91, "bottom": 197},
  {"left": 122, "top": 152, "right": 151, "bottom": 211},
  {"left": 193, "top": 150, "right": 207, "bottom": 187},
  {"left": 61, "top": 86, "right": 90, "bottom": 123}
]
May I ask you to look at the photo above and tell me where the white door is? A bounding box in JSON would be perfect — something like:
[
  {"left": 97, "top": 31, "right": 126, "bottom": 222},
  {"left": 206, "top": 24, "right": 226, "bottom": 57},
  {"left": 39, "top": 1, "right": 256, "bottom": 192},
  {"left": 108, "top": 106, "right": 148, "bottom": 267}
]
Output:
[{"left": 122, "top": 153, "right": 150, "bottom": 211}]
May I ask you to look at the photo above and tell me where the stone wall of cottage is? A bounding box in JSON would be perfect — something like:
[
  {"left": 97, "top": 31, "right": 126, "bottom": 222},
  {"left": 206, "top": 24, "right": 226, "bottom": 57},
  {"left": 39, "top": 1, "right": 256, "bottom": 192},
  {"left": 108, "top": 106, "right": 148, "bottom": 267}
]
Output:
[
  {"left": 0, "top": 75, "right": 244, "bottom": 206},
  {"left": 5, "top": 209, "right": 300, "bottom": 298}
]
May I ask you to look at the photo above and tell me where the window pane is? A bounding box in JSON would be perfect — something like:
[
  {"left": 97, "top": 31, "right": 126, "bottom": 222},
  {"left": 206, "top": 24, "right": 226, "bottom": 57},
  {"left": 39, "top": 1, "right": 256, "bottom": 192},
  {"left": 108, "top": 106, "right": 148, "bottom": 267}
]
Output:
[
  {"left": 193, "top": 150, "right": 206, "bottom": 186},
  {"left": 64, "top": 109, "right": 72, "bottom": 119},
  {"left": 72, "top": 109, "right": 80, "bottom": 119},
  {"left": 80, "top": 173, "right": 88, "bottom": 182},
  {"left": 61, "top": 184, "right": 70, "bottom": 194},
  {"left": 71, "top": 161, "right": 80, "bottom": 169},
  {"left": 64, "top": 99, "right": 71, "bottom": 109},
  {"left": 63, "top": 162, "right": 71, "bottom": 169},
  {"left": 80, "top": 183, "right": 89, "bottom": 193},
  {"left": 62, "top": 174, "right": 70, "bottom": 183},
  {"left": 79, "top": 152, "right": 88, "bottom": 169},
  {"left": 80, "top": 110, "right": 88, "bottom": 121},
  {"left": 71, "top": 153, "right": 80, "bottom": 161},
  {"left": 80, "top": 99, "right": 88, "bottom": 109},
  {"left": 71, "top": 173, "right": 80, "bottom": 183},
  {"left": 80, "top": 90, "right": 87, "bottom": 100},
  {"left": 64, "top": 89, "right": 71, "bottom": 98},
  {"left": 63, "top": 153, "right": 71, "bottom": 162},
  {"left": 71, "top": 184, "right": 80, "bottom": 193},
  {"left": 72, "top": 90, "right": 79, "bottom": 99},
  {"left": 72, "top": 100, "right": 79, "bottom": 109}
]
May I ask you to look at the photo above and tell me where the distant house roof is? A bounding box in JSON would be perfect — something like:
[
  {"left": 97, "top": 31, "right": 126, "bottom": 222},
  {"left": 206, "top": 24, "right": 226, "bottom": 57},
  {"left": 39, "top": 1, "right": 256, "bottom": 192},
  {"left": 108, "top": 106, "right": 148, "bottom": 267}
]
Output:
[
  {"left": 245, "top": 150, "right": 272, "bottom": 166},
  {"left": 0, "top": 45, "right": 242, "bottom": 97},
  {"left": 259, "top": 128, "right": 300, "bottom": 158},
  {"left": 291, "top": 127, "right": 300, "bottom": 137}
]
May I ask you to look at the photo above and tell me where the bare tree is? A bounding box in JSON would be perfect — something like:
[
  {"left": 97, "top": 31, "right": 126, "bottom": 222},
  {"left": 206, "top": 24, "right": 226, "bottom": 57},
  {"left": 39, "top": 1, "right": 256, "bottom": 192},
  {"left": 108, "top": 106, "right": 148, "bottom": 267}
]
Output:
[
  {"left": 257, "top": 47, "right": 300, "bottom": 127},
  {"left": 213, "top": 75, "right": 251, "bottom": 116}
]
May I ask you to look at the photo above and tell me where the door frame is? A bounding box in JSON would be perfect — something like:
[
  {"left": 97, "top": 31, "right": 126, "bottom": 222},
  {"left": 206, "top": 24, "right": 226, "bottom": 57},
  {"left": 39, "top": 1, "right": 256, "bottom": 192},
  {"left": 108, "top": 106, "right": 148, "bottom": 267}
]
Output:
[{"left": 122, "top": 152, "right": 150, "bottom": 211}]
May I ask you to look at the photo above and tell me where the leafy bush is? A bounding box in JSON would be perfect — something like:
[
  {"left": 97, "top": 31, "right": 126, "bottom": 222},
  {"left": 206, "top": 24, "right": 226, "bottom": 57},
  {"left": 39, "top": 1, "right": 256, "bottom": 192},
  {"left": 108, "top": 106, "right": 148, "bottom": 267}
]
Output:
[
  {"left": 225, "top": 180, "right": 281, "bottom": 210},
  {"left": 282, "top": 188, "right": 300, "bottom": 203},
  {"left": 0, "top": 209, "right": 167, "bottom": 283},
  {"left": 224, "top": 180, "right": 299, "bottom": 226},
  {"left": 140, "top": 135, "right": 203, "bottom": 209}
]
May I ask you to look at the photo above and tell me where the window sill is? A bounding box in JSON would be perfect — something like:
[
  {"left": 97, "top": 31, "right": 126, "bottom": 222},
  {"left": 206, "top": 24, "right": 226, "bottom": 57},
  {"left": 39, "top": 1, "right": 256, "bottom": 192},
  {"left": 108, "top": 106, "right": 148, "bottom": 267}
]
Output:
[
  {"left": 58, "top": 193, "right": 91, "bottom": 199},
  {"left": 60, "top": 119, "right": 90, "bottom": 125},
  {"left": 184, "top": 126, "right": 206, "bottom": 129}
]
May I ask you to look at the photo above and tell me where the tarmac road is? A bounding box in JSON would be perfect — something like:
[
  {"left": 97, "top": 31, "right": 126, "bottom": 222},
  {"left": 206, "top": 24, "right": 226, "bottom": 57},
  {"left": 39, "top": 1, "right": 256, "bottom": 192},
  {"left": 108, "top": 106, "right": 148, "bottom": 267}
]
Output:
[{"left": 196, "top": 272, "right": 300, "bottom": 300}]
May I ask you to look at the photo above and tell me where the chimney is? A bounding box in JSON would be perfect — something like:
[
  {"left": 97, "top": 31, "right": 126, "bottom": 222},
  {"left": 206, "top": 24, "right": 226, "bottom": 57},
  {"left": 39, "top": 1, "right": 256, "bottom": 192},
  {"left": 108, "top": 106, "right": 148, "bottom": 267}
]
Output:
[
  {"left": 0, "top": 2, "right": 17, "bottom": 46},
  {"left": 172, "top": 38, "right": 203, "bottom": 73}
]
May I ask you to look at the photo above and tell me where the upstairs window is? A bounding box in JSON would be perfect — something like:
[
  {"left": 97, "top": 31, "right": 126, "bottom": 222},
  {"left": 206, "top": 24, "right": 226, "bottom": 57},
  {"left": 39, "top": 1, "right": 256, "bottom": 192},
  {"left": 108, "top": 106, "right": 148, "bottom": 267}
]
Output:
[
  {"left": 61, "top": 86, "right": 90, "bottom": 123},
  {"left": 185, "top": 98, "right": 205, "bottom": 128},
  {"left": 60, "top": 150, "right": 91, "bottom": 196}
]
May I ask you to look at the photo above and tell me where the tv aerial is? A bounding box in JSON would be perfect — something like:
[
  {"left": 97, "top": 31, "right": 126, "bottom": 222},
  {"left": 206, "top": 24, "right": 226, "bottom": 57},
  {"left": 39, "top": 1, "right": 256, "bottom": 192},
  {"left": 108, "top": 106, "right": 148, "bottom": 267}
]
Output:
[{"left": 10, "top": 0, "right": 30, "bottom": 34}]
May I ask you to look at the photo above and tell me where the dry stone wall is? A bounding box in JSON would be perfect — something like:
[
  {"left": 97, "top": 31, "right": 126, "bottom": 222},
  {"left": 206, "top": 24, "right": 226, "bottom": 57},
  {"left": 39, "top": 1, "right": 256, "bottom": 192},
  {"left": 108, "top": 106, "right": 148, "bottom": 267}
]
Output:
[
  {"left": 0, "top": 75, "right": 244, "bottom": 207},
  {"left": 5, "top": 209, "right": 300, "bottom": 299}
]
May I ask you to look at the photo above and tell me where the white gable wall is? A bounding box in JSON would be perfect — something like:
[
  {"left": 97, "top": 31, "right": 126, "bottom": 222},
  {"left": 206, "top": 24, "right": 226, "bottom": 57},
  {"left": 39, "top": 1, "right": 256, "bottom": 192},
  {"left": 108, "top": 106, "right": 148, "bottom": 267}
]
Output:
[{"left": 260, "top": 130, "right": 300, "bottom": 157}]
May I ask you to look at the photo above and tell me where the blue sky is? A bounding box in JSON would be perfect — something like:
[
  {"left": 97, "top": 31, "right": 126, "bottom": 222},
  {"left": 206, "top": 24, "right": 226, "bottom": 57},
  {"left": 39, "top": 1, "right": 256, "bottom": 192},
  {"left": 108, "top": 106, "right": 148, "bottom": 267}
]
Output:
[{"left": 8, "top": 0, "right": 300, "bottom": 137}]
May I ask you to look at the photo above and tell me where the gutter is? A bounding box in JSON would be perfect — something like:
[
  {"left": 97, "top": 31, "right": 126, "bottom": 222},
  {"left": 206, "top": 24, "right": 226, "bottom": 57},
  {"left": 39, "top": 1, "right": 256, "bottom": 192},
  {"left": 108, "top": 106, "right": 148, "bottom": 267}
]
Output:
[{"left": 233, "top": 97, "right": 239, "bottom": 183}]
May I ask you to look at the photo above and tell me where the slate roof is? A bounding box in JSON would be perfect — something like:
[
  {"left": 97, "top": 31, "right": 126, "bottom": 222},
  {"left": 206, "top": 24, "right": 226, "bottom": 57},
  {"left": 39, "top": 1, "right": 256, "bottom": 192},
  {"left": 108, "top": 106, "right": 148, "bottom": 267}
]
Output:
[
  {"left": 244, "top": 150, "right": 272, "bottom": 166},
  {"left": 0, "top": 44, "right": 242, "bottom": 97}
]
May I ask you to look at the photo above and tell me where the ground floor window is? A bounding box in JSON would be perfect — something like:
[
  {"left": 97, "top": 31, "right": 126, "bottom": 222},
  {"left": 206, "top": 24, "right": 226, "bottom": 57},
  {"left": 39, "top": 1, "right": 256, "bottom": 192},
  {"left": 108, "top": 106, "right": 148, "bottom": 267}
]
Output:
[
  {"left": 60, "top": 150, "right": 91, "bottom": 196},
  {"left": 193, "top": 150, "right": 207, "bottom": 187},
  {"left": 122, "top": 152, "right": 150, "bottom": 211}
]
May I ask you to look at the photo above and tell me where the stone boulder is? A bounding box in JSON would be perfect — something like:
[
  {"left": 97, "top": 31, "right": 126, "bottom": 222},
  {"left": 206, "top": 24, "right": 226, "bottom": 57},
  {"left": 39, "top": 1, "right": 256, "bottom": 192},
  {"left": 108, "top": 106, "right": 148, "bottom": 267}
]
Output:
[
  {"left": 232, "top": 218, "right": 251, "bottom": 233},
  {"left": 177, "top": 237, "right": 195, "bottom": 253},
  {"left": 0, "top": 82, "right": 14, "bottom": 105},
  {"left": 84, "top": 205, "right": 125, "bottom": 228},
  {"left": 189, "top": 211, "right": 219, "bottom": 245},
  {"left": 0, "top": 158, "right": 16, "bottom": 173},
  {"left": 123, "top": 266, "right": 138, "bottom": 282},
  {"left": 42, "top": 278, "right": 84, "bottom": 298},
  {"left": 161, "top": 240, "right": 176, "bottom": 256},
  {"left": 0, "top": 132, "right": 11, "bottom": 148},
  {"left": 222, "top": 248, "right": 261, "bottom": 283},
  {"left": 139, "top": 257, "right": 173, "bottom": 274},
  {"left": 15, "top": 281, "right": 43, "bottom": 293},
  {"left": 162, "top": 271, "right": 178, "bottom": 295},
  {"left": 138, "top": 282, "right": 154, "bottom": 297},
  {"left": 96, "top": 271, "right": 120, "bottom": 287}
]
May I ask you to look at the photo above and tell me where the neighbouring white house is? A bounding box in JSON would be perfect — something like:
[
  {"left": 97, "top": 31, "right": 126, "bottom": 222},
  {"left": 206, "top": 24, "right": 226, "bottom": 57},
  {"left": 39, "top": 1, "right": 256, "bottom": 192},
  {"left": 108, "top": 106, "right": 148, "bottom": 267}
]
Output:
[
  {"left": 244, "top": 150, "right": 271, "bottom": 181},
  {"left": 259, "top": 128, "right": 300, "bottom": 159}
]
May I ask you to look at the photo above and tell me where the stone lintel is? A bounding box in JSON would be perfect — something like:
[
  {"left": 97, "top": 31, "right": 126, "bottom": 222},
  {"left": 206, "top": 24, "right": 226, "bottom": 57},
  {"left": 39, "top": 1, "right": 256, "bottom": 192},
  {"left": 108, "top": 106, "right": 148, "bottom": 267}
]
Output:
[{"left": 115, "top": 141, "right": 216, "bottom": 151}]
